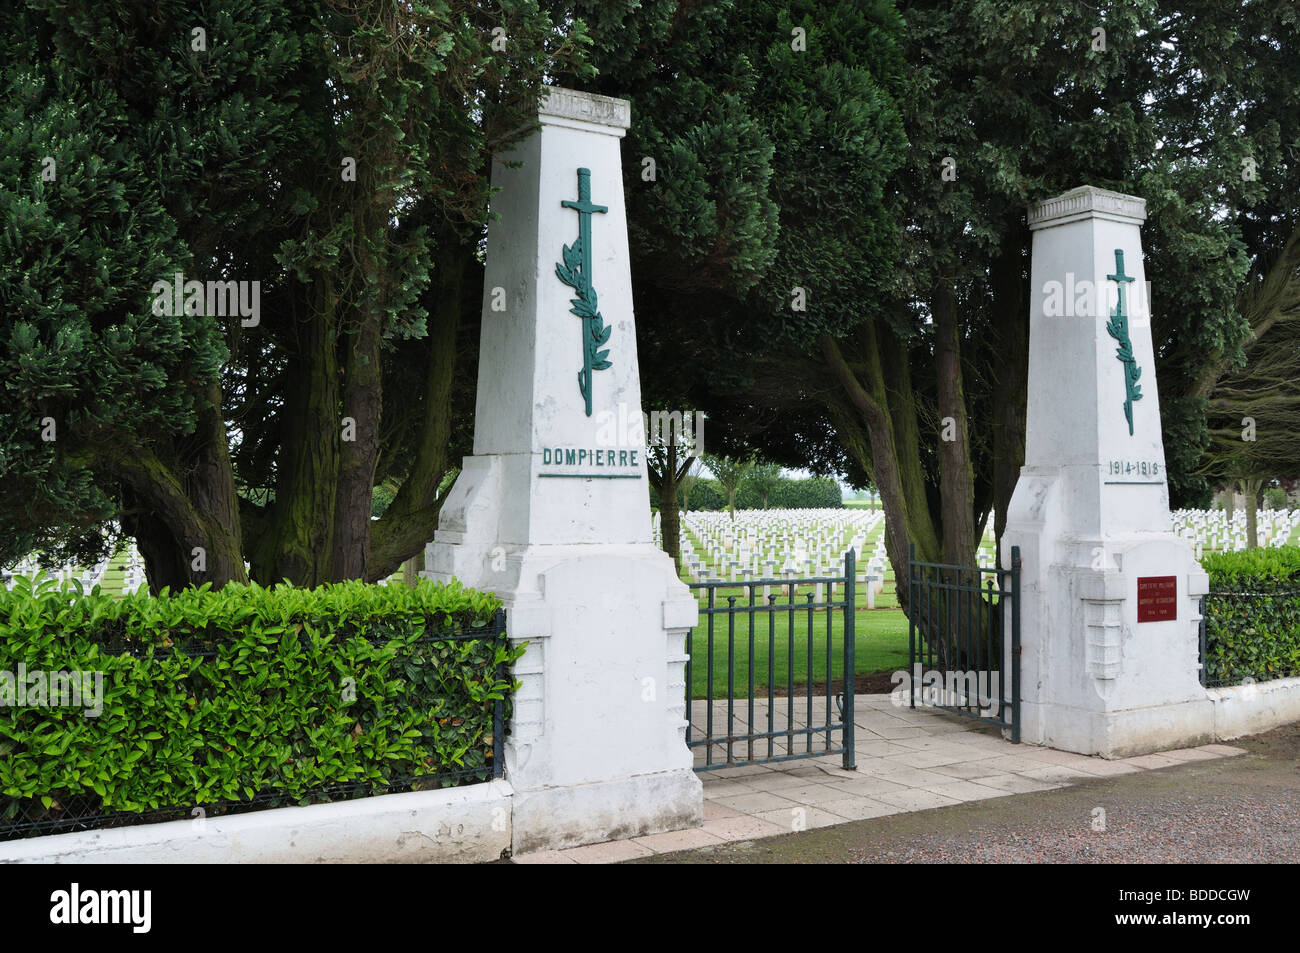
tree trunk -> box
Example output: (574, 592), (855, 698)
(660, 438), (682, 573)
(250, 282), (340, 586)
(186, 384), (248, 588)
(367, 242), (463, 582)
(932, 283), (982, 670)
(820, 326), (943, 615)
(121, 502), (188, 595)
(112, 438), (247, 595)
(932, 281), (977, 569)
(1244, 476), (1263, 549)
(332, 314), (383, 581)
(989, 219), (1029, 568)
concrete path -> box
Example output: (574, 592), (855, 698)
(512, 693), (1244, 864)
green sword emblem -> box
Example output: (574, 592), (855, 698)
(556, 168), (612, 417)
(1105, 248), (1143, 436)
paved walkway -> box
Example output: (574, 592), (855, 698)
(512, 693), (1244, 864)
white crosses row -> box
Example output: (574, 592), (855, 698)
(654, 508), (894, 604)
(1, 547), (146, 595)
(1171, 507), (1300, 559)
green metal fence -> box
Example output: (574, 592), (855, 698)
(907, 542), (1020, 741)
(684, 551), (856, 772)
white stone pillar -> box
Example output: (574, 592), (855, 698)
(1003, 186), (1211, 758)
(426, 87), (700, 851)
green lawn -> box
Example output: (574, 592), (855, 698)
(683, 591), (909, 698)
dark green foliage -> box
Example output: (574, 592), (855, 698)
(745, 463), (782, 508)
(0, 577), (519, 833)
(1264, 488), (1289, 510)
(1202, 546), (1300, 685)
(563, 0), (906, 428)
(660, 475), (842, 512)
(1, 0), (590, 589)
(1203, 546), (1300, 590)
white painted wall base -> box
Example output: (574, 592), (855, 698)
(0, 780), (512, 864)
(511, 768), (701, 854)
(1209, 676), (1300, 741)
(1020, 696), (1215, 759)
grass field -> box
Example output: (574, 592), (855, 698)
(677, 560), (910, 698)
(684, 603), (908, 699)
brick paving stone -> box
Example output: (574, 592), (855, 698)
(755, 806), (845, 831)
(1120, 753), (1186, 770)
(770, 783), (860, 806)
(630, 827), (725, 854)
(1062, 759), (1141, 777)
(872, 788), (965, 812)
(864, 725), (931, 740)
(926, 779), (1016, 802)
(701, 764), (775, 780)
(511, 849), (579, 864)
(924, 745), (1009, 764)
(700, 779), (758, 798)
(887, 736), (969, 751)
(1197, 744), (1247, 757)
(746, 771), (835, 792)
(710, 791), (802, 813)
(930, 760), (1006, 780)
(703, 799), (741, 820)
(820, 775), (912, 798)
(922, 723), (986, 735)
(883, 749), (966, 769)
(1017, 764), (1101, 783)
(853, 740), (914, 758)
(819, 797), (900, 821)
(1015, 746), (1105, 767)
(868, 765), (961, 788)
(700, 814), (788, 841)
(976, 754), (1058, 773)
(1159, 747), (1224, 762)
(976, 773), (1063, 794)
(561, 839), (655, 864)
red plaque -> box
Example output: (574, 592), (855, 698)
(1137, 575), (1177, 622)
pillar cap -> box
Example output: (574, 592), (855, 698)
(1028, 186), (1147, 231)
(540, 86), (631, 133)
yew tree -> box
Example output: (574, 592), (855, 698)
(1, 0), (587, 590)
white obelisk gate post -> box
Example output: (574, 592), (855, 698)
(1003, 186), (1213, 757)
(426, 87), (702, 851)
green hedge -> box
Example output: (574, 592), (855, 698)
(667, 476), (843, 511)
(0, 577), (520, 836)
(1201, 546), (1300, 686)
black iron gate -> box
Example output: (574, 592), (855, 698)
(907, 542), (1020, 741)
(685, 551), (857, 771)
